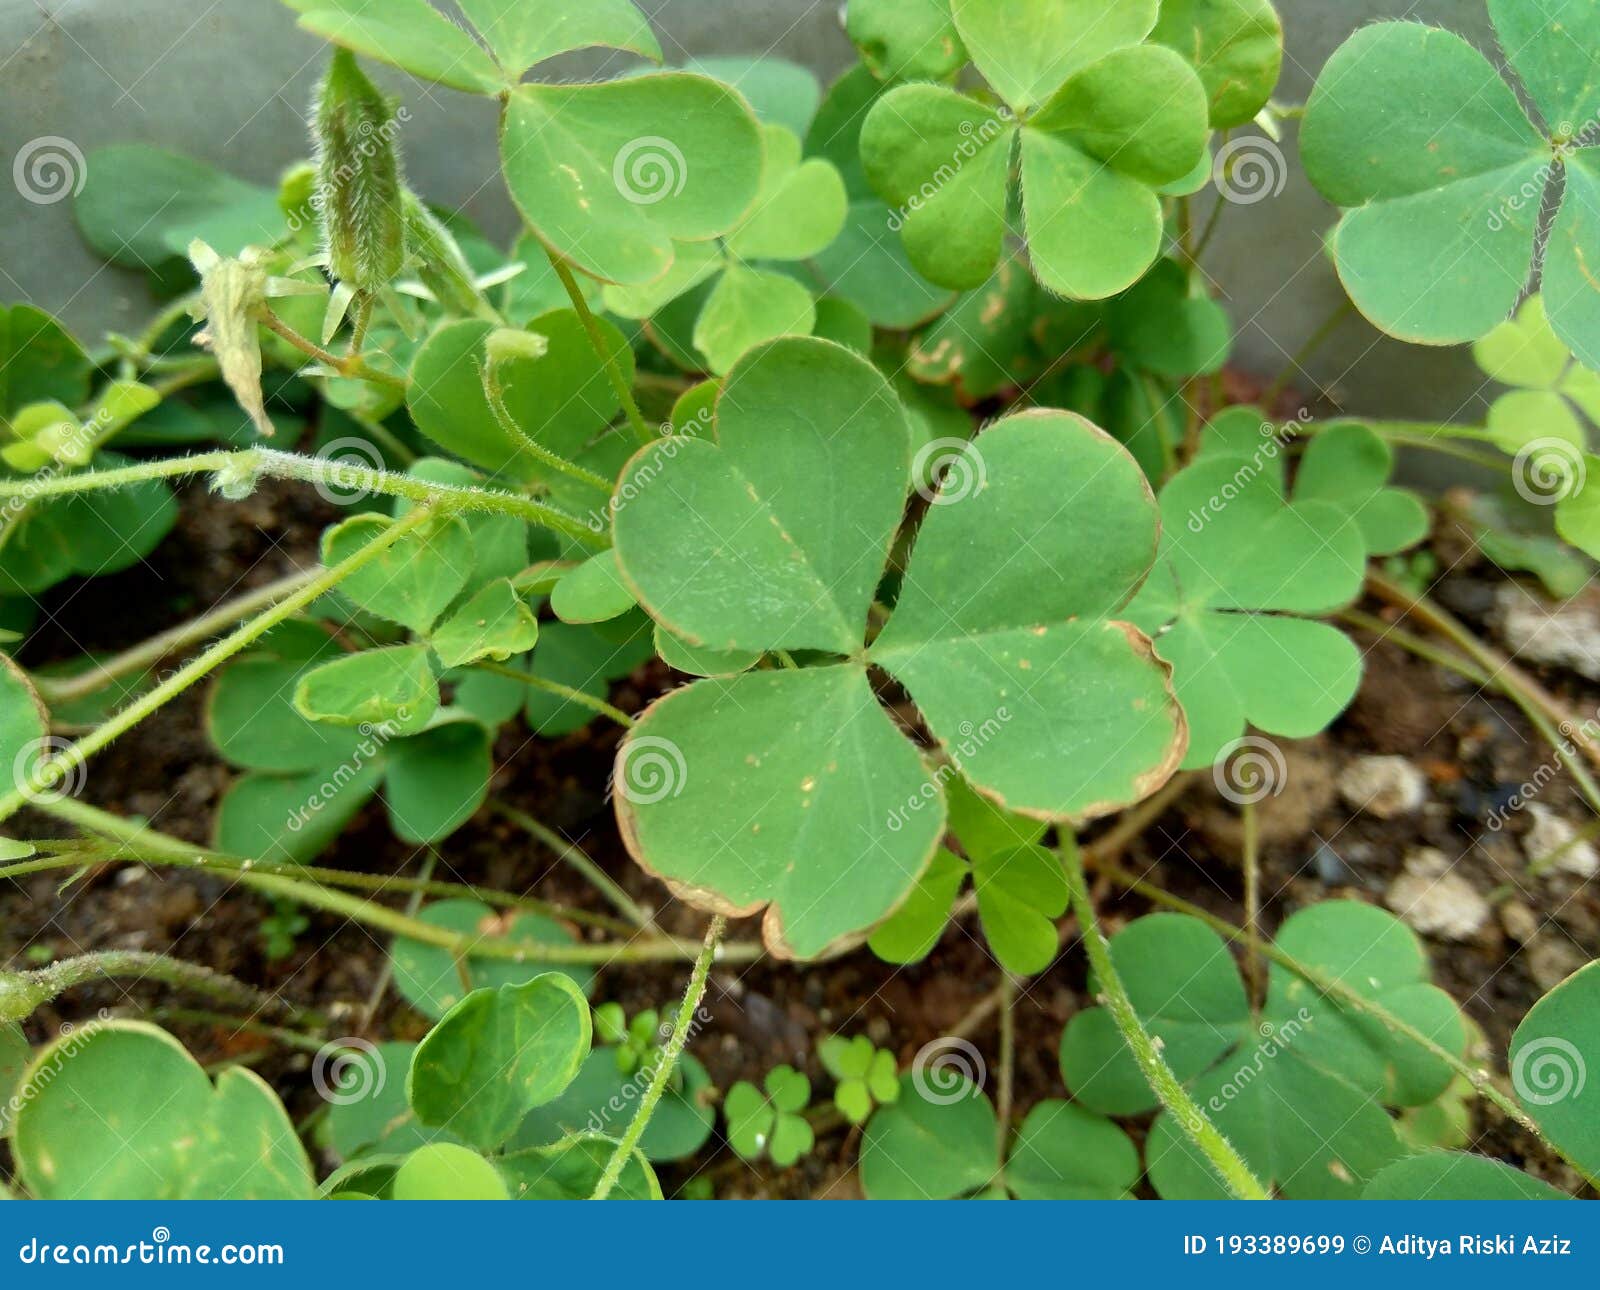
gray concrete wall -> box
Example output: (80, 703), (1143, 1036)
(0, 0), (1505, 424)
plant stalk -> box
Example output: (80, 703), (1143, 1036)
(546, 252), (654, 446)
(591, 915), (724, 1199)
(1060, 833), (1270, 1200)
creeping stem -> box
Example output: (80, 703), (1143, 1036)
(546, 252), (655, 446)
(591, 915), (725, 1200)
(1060, 833), (1270, 1200)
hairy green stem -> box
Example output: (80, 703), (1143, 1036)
(546, 253), (653, 446)
(591, 915), (724, 1200)
(1093, 855), (1579, 1169)
(1060, 834), (1270, 1200)
(482, 365), (614, 493)
(0, 448), (604, 549)
(0, 950), (304, 1025)
(0, 506), (438, 823)
(1242, 799), (1263, 1007)
(492, 802), (652, 928)
(19, 803), (633, 934)
(996, 972), (1016, 1166)
(259, 307), (404, 390)
(35, 568), (323, 706)
(1262, 300), (1353, 406)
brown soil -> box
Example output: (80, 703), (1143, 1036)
(4, 477), (1597, 1199)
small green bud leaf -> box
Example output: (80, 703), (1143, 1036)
(484, 327), (550, 366)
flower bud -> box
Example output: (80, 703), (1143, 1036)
(313, 48), (406, 292)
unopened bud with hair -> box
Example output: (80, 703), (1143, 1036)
(313, 48), (406, 293)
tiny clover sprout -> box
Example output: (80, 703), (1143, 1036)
(601, 123), (848, 374)
(1301, 1), (1600, 370)
(1060, 902), (1468, 1199)
(10, 1020), (314, 1199)
(818, 1034), (900, 1124)
(1125, 407), (1377, 768)
(860, 1073), (1137, 1199)
(593, 1003), (664, 1077)
(859, 1), (1213, 299)
(725, 1066), (814, 1166)
(869, 776), (1066, 975)
(609, 337), (1185, 959)
(1509, 958), (1600, 1178)
(388, 899), (596, 1021)
(407, 974), (593, 1151)
(1471, 295), (1600, 559)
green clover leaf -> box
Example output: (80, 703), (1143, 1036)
(610, 338), (1184, 958)
(1364, 1152), (1568, 1200)
(1150, 0), (1283, 128)
(11, 1021), (314, 1199)
(501, 73), (764, 288)
(513, 1048), (715, 1163)
(1126, 407), (1367, 768)
(847, 0), (968, 84)
(282, 0), (661, 93)
(1510, 959), (1600, 1178)
(726, 1066), (814, 1165)
(1302, 6), (1600, 371)
(860, 1073), (1137, 1199)
(819, 1034), (901, 1124)
(1061, 903), (1467, 1198)
(407, 974), (592, 1151)
(860, 9), (1209, 299)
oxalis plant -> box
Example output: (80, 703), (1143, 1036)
(0, 0), (1598, 1203)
